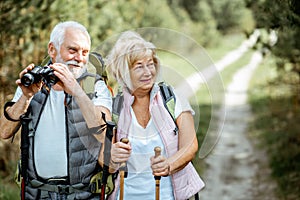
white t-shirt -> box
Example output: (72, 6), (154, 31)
(117, 109), (174, 200)
(12, 80), (112, 179)
(116, 90), (193, 200)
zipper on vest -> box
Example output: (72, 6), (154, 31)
(65, 100), (70, 184)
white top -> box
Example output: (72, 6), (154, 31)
(117, 109), (174, 200)
(116, 90), (194, 199)
(12, 80), (112, 179)
(34, 90), (67, 178)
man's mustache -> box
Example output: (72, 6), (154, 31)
(66, 60), (84, 68)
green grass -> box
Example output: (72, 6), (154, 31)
(0, 176), (20, 200)
(248, 54), (300, 199)
(156, 33), (246, 80)
(206, 33), (246, 61)
(0, 146), (20, 200)
(158, 51), (197, 77)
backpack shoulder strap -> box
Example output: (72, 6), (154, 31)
(111, 83), (177, 122)
(158, 82), (176, 121)
(112, 91), (124, 124)
(159, 82), (178, 134)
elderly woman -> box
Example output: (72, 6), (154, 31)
(106, 31), (204, 200)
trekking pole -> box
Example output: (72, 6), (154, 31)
(101, 121), (116, 200)
(119, 138), (129, 200)
(154, 146), (161, 200)
(20, 115), (31, 200)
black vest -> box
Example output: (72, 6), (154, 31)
(25, 80), (102, 199)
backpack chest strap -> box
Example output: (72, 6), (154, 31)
(29, 179), (89, 194)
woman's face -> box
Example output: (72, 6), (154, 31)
(129, 55), (156, 93)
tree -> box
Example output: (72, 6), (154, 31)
(0, 0), (56, 96)
(249, 0), (300, 103)
(207, 0), (248, 34)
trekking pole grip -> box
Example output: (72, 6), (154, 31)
(154, 146), (161, 159)
(154, 146), (161, 200)
(154, 146), (161, 180)
(120, 138), (129, 144)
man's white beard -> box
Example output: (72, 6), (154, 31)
(55, 53), (87, 79)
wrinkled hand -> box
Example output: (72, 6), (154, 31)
(111, 141), (132, 164)
(16, 63), (43, 99)
(150, 155), (170, 177)
(50, 63), (82, 96)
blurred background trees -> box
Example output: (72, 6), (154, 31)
(0, 0), (256, 100)
(247, 0), (300, 105)
(1, 0), (298, 101)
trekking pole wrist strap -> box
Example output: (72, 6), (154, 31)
(4, 101), (21, 122)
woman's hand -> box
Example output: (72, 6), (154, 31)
(150, 155), (170, 177)
(111, 141), (132, 163)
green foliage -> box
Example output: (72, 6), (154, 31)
(208, 0), (252, 34)
(239, 8), (256, 35)
(0, 180), (20, 200)
(179, 0), (204, 22)
(0, 0), (56, 96)
(249, 0), (300, 114)
(249, 55), (300, 199)
(186, 0), (220, 47)
(251, 0), (300, 58)
(206, 33), (246, 61)
(0, 0), (212, 98)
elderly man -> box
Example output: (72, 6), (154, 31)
(0, 21), (112, 199)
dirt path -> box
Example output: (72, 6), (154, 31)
(200, 51), (278, 199)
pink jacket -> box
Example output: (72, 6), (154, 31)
(109, 84), (205, 200)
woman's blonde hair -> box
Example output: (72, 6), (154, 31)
(106, 31), (160, 91)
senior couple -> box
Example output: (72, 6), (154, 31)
(0, 21), (204, 200)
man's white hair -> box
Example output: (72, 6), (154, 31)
(49, 21), (91, 50)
